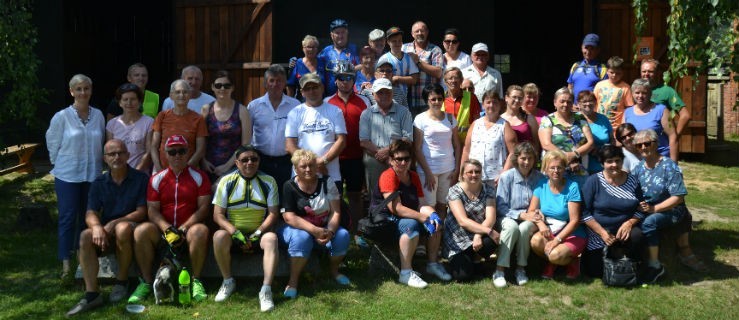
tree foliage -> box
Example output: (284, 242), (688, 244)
(0, 0), (46, 129)
(633, 0), (739, 84)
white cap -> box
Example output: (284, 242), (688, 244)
(372, 78), (393, 93)
(471, 42), (488, 53)
(369, 29), (384, 41)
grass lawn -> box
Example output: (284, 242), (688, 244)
(1, 156), (738, 320)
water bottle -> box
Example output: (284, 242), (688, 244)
(424, 212), (439, 234)
(178, 268), (191, 305)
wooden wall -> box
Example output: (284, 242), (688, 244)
(174, 0), (272, 105)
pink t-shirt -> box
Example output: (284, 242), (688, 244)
(106, 115), (154, 169)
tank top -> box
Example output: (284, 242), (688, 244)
(205, 102), (242, 167)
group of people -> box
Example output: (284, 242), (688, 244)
(47, 18), (707, 317)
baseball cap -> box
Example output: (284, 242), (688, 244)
(165, 135), (188, 148)
(582, 33), (600, 47)
(299, 72), (322, 88)
(385, 27), (403, 39)
(376, 55), (393, 69)
(369, 29), (385, 41)
(330, 19), (348, 31)
(372, 78), (393, 93)
(471, 43), (488, 53)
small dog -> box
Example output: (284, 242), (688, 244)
(153, 263), (175, 304)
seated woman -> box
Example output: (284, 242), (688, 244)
(277, 149), (351, 298)
(632, 129), (707, 283)
(581, 145), (645, 278)
(443, 159), (499, 282)
(529, 150), (587, 280)
(494, 142), (545, 287)
(370, 140), (451, 288)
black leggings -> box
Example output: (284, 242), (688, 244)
(448, 236), (497, 282)
(582, 226), (644, 278)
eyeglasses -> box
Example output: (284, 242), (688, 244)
(618, 132), (635, 141)
(443, 39), (460, 44)
(635, 141), (655, 148)
(393, 156), (411, 163)
(337, 75), (355, 82)
(213, 83), (233, 89)
(237, 156), (260, 164)
(105, 151), (128, 157)
(548, 166), (565, 172)
(377, 68), (393, 74)
(428, 97), (444, 102)
(166, 148), (187, 156)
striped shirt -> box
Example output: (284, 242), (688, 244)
(581, 172), (645, 250)
(495, 168), (545, 220)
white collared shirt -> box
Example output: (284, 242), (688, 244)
(247, 93), (300, 156)
(45, 106), (105, 182)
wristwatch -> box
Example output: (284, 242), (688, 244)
(253, 229), (262, 237)
(322, 157), (329, 165)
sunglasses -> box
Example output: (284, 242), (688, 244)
(393, 156), (411, 163)
(213, 83), (233, 89)
(166, 148), (187, 156)
(618, 132), (635, 141)
(635, 141), (655, 148)
(337, 75), (355, 82)
(443, 39), (460, 44)
(428, 97), (444, 102)
(237, 156), (259, 164)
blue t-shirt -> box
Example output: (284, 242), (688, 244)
(585, 112), (613, 173)
(624, 103), (670, 157)
(287, 58), (326, 102)
(632, 157), (687, 205)
(354, 70), (375, 93)
(534, 178), (586, 238)
(318, 43), (360, 96)
(87, 167), (148, 224)
(567, 59), (607, 103)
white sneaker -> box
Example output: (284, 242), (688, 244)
(515, 268), (529, 286)
(426, 263), (452, 281)
(492, 270), (507, 288)
(259, 290), (274, 312)
(214, 279), (235, 302)
(398, 271), (428, 288)
(109, 284), (128, 303)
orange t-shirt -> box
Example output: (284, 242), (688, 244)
(153, 109), (208, 168)
(593, 80), (634, 128)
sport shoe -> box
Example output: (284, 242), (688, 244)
(283, 286), (298, 299)
(127, 280), (152, 304)
(515, 268), (529, 286)
(259, 290), (274, 312)
(398, 271), (428, 288)
(66, 294), (103, 317)
(192, 279), (207, 302)
(566, 257), (581, 280)
(109, 284), (128, 303)
(214, 279), (235, 302)
(335, 274), (351, 286)
(541, 262), (556, 280)
(643, 265), (665, 284)
(492, 270), (507, 288)
(426, 263), (452, 281)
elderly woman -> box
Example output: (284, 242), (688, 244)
(443, 66), (481, 141)
(501, 85), (541, 154)
(201, 70), (252, 182)
(578, 90), (614, 174)
(494, 142), (545, 287)
(355, 45), (377, 94)
(614, 123), (641, 172)
(46, 74), (105, 276)
(539, 87), (594, 182)
(277, 149), (350, 298)
(414, 83), (461, 216)
(106, 83), (154, 172)
(151, 80), (208, 174)
(287, 35), (325, 102)
(461, 90), (517, 187)
(632, 129), (706, 283)
(581, 145), (645, 278)
(371, 140), (451, 288)
(624, 78), (678, 162)
(443, 159), (499, 282)
(522, 83), (548, 124)
(441, 28), (472, 70)
(529, 150), (587, 279)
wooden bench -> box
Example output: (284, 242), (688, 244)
(0, 143), (40, 175)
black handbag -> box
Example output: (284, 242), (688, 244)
(602, 246), (639, 287)
(357, 190), (399, 243)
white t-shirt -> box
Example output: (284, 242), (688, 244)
(161, 92), (216, 113)
(413, 112), (457, 175)
(622, 147), (641, 173)
(444, 51), (472, 70)
(106, 115), (154, 169)
(285, 102), (347, 182)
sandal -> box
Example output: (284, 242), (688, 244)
(679, 254), (708, 272)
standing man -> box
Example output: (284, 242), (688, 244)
(319, 18), (360, 96)
(403, 21), (443, 116)
(211, 145), (280, 312)
(368, 29), (386, 58)
(567, 33), (608, 103)
(462, 43), (504, 104)
(359, 78), (414, 195)
(285, 73), (347, 190)
(107, 63), (161, 120)
(162, 65), (215, 113)
(128, 135), (212, 304)
(379, 27), (419, 109)
(640, 58), (691, 139)
(325, 61), (370, 233)
(66, 140), (148, 317)
(247, 64), (301, 189)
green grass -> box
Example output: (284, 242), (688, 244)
(1, 164), (738, 320)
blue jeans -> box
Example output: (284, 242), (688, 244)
(642, 206), (687, 246)
(393, 217), (424, 239)
(54, 178), (90, 260)
(277, 224), (350, 258)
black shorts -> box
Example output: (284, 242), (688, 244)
(339, 158), (365, 192)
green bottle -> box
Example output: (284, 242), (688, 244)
(178, 267), (191, 305)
